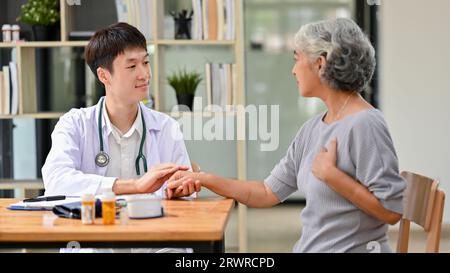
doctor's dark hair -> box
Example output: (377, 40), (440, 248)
(294, 18), (375, 92)
(85, 22), (147, 80)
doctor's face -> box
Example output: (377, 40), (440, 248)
(106, 47), (151, 104)
(292, 50), (323, 98)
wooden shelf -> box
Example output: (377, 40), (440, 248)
(0, 43), (16, 48)
(18, 41), (89, 47)
(0, 179), (44, 190)
(0, 40), (235, 48)
(157, 40), (236, 46)
(0, 41), (89, 48)
(0, 113), (64, 119)
(23, 112), (65, 119)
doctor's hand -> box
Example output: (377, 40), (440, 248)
(135, 164), (190, 193)
(112, 163), (189, 195)
(312, 138), (338, 182)
(165, 171), (202, 199)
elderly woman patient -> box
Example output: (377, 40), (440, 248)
(166, 18), (406, 253)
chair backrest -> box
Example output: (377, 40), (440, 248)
(191, 162), (201, 173)
(397, 171), (446, 253)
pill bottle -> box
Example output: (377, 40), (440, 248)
(119, 205), (129, 226)
(11, 25), (20, 41)
(81, 193), (95, 225)
(101, 192), (116, 225)
(2, 24), (11, 42)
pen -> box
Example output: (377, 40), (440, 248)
(23, 195), (67, 203)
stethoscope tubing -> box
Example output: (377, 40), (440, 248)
(95, 97), (147, 175)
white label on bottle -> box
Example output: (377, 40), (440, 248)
(81, 205), (94, 224)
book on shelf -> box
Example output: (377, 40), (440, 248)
(207, 0), (218, 40)
(115, 0), (129, 23)
(211, 63), (220, 107)
(192, 0), (235, 41)
(202, 0), (209, 40)
(0, 71), (3, 115)
(115, 0), (153, 41)
(0, 63), (19, 115)
(8, 62), (19, 115)
(139, 0), (153, 41)
(205, 63), (212, 106)
(216, 0), (225, 40)
(225, 0), (235, 41)
(1, 66), (10, 115)
(205, 62), (235, 110)
(0, 120), (14, 193)
(231, 63), (237, 106)
(192, 0), (203, 40)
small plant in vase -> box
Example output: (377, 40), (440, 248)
(167, 69), (202, 111)
(17, 0), (60, 41)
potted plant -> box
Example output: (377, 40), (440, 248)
(167, 69), (202, 111)
(17, 0), (60, 41)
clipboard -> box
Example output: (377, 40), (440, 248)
(7, 197), (81, 211)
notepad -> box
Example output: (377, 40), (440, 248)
(7, 197), (81, 211)
(7, 193), (161, 211)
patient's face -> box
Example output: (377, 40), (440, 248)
(291, 50), (322, 98)
(106, 47), (151, 104)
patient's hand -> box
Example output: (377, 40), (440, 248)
(312, 138), (338, 182)
(165, 171), (201, 199)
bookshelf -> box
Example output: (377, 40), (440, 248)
(0, 0), (248, 252)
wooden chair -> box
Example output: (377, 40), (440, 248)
(396, 171), (446, 253)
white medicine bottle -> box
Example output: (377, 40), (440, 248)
(2, 24), (12, 42)
(81, 193), (95, 225)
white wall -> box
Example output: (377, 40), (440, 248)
(380, 0), (450, 223)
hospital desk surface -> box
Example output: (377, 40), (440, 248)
(0, 197), (234, 253)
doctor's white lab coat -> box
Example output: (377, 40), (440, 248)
(41, 98), (191, 197)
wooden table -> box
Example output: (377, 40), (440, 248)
(0, 198), (234, 253)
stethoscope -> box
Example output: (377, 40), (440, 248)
(95, 97), (148, 175)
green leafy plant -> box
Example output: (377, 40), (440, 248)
(167, 69), (202, 95)
(17, 0), (60, 26)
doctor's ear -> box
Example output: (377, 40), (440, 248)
(97, 67), (109, 85)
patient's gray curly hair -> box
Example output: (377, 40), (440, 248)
(294, 18), (376, 92)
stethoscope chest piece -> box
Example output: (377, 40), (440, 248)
(95, 151), (110, 167)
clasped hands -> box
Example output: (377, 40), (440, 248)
(131, 163), (200, 199)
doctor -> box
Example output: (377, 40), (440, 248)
(42, 22), (200, 198)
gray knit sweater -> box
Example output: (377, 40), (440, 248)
(265, 108), (406, 253)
